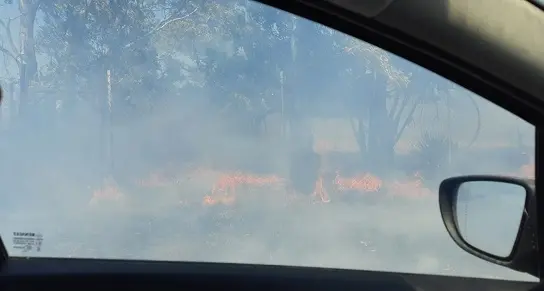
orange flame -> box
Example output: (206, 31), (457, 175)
(203, 194), (236, 206)
(95, 163), (438, 209)
(333, 171), (382, 193)
(385, 172), (432, 198)
(204, 172), (286, 206)
(89, 182), (124, 206)
(311, 176), (330, 203)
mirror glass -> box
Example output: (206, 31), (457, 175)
(455, 181), (526, 258)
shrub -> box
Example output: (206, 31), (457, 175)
(410, 131), (458, 182)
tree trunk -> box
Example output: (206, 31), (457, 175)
(18, 0), (38, 119)
(351, 117), (367, 156)
(367, 73), (395, 175)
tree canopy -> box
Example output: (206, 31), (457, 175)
(0, 0), (478, 174)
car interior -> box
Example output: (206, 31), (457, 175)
(1, 0), (544, 290)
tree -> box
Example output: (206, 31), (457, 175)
(155, 0), (295, 137)
(37, 0), (171, 121)
(344, 40), (481, 175)
(36, 0), (170, 182)
(0, 0), (40, 120)
(342, 39), (410, 173)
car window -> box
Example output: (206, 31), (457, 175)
(0, 0), (536, 282)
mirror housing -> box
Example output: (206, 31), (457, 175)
(439, 175), (538, 277)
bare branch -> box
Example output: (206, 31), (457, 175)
(0, 44), (19, 66)
(124, 6), (199, 48)
(0, 15), (21, 54)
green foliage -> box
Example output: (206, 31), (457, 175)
(0, 0), (473, 161)
(22, 0), (410, 118)
(36, 0), (167, 120)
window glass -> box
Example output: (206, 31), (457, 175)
(0, 0), (536, 281)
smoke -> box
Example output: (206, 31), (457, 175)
(0, 0), (537, 284)
(0, 81), (535, 282)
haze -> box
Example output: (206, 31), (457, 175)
(0, 0), (536, 282)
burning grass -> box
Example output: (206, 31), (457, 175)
(43, 160), (535, 282)
(90, 165), (436, 211)
(89, 158), (534, 216)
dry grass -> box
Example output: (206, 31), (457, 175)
(0, 110), (535, 282)
(58, 168), (533, 281)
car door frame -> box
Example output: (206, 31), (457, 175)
(0, 0), (542, 289)
(256, 0), (544, 279)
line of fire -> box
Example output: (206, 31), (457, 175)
(89, 119), (535, 209)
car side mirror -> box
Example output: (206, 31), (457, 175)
(438, 175), (538, 277)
